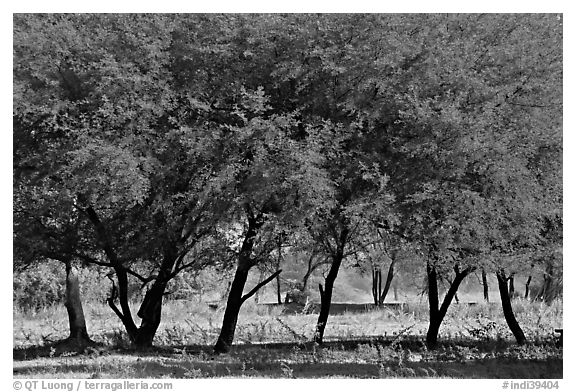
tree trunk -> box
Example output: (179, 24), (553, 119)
(133, 280), (167, 348)
(214, 212), (264, 354)
(497, 270), (527, 345)
(482, 268), (490, 302)
(426, 263), (472, 349)
(379, 260), (395, 305)
(371, 267), (380, 306)
(314, 266), (339, 345)
(276, 275), (282, 304)
(537, 262), (560, 304)
(63, 262), (92, 347)
(314, 227), (348, 345)
(426, 263), (441, 349)
(132, 245), (181, 348)
(393, 282), (398, 301)
(214, 265), (250, 354)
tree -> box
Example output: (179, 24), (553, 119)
(13, 186), (94, 350)
(211, 107), (322, 353)
(362, 14), (562, 348)
(14, 14), (231, 347)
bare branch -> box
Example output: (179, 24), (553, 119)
(241, 270), (282, 304)
(106, 274), (125, 322)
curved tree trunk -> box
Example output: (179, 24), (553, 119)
(497, 270), (527, 345)
(64, 262), (93, 347)
(314, 257), (341, 344)
(133, 280), (167, 347)
(106, 248), (177, 348)
(314, 227), (348, 345)
(214, 265), (250, 353)
(214, 211), (273, 354)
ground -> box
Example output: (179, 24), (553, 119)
(13, 298), (562, 378)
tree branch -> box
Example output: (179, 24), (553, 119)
(106, 274), (125, 322)
(240, 270), (282, 304)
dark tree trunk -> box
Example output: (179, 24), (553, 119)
(133, 280), (167, 347)
(83, 203), (180, 349)
(214, 265), (250, 354)
(314, 227), (348, 345)
(379, 260), (395, 305)
(108, 266), (138, 341)
(214, 212), (266, 354)
(393, 282), (398, 301)
(62, 262), (92, 348)
(497, 270), (527, 345)
(524, 275), (532, 299)
(426, 263), (472, 349)
(106, 247), (178, 348)
(371, 268), (380, 306)
(314, 263), (339, 345)
(426, 263), (441, 349)
(276, 275), (282, 304)
(482, 268), (490, 302)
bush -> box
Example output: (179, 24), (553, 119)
(14, 261), (114, 312)
(13, 261), (64, 311)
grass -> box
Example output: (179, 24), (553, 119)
(13, 298), (563, 378)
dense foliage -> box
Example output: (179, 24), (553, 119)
(13, 14), (562, 350)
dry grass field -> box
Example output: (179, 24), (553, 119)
(13, 298), (562, 378)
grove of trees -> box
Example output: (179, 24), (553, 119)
(13, 14), (562, 353)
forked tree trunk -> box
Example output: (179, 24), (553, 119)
(133, 279), (168, 347)
(482, 268), (490, 302)
(214, 213), (273, 354)
(497, 270), (527, 345)
(379, 260), (395, 305)
(107, 249), (177, 348)
(426, 263), (472, 349)
(314, 227), (348, 345)
(84, 204), (178, 349)
(63, 262), (92, 346)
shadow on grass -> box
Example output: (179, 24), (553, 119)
(13, 355), (562, 379)
(14, 334), (558, 360)
(14, 335), (562, 378)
